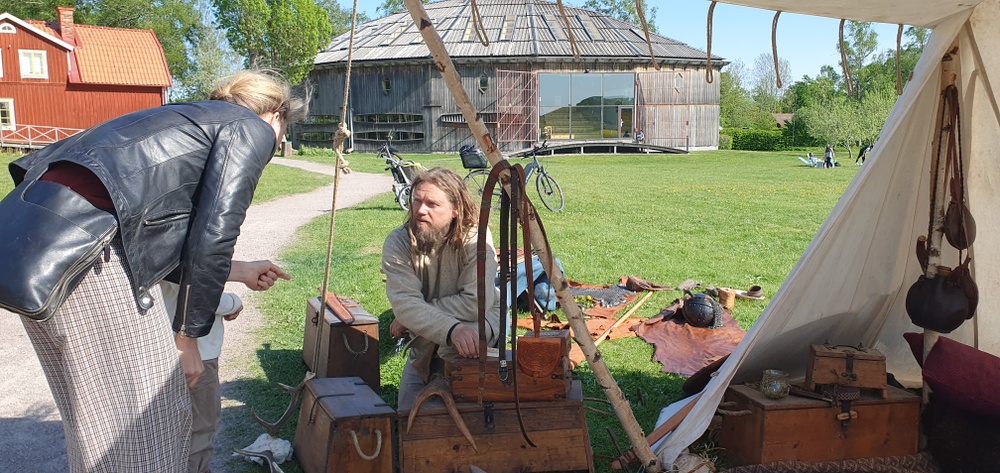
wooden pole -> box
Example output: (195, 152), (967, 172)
(595, 291), (654, 348)
(923, 40), (960, 405)
(400, 0), (661, 470)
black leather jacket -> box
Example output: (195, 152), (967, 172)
(9, 101), (277, 337)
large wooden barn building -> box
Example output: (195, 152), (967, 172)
(0, 7), (172, 147)
(307, 0), (725, 153)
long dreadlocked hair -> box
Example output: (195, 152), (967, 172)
(406, 167), (479, 252)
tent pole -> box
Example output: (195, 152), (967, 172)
(923, 40), (960, 405)
(400, 0), (661, 470)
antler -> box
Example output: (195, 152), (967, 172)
(251, 372), (316, 438)
(406, 375), (478, 452)
(233, 448), (285, 473)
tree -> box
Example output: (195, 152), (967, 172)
(583, 0), (657, 32)
(836, 20), (878, 99)
(799, 96), (859, 155)
(170, 0), (241, 102)
(749, 52), (792, 116)
(2, 0), (64, 21)
(316, 0), (371, 37)
(214, 0), (333, 84)
(375, 0), (427, 18)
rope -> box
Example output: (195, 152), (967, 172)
(315, 0), (360, 371)
(896, 24), (904, 95)
(706, 1), (716, 84)
(349, 429), (383, 460)
(470, 0), (490, 47)
(772, 11), (782, 89)
(556, 0), (581, 59)
(839, 19), (854, 97)
(636, 0), (660, 70)
(342, 332), (369, 355)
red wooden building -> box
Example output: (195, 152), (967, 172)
(0, 7), (171, 147)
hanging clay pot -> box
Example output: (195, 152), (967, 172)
(905, 267), (970, 333)
(944, 200), (976, 250)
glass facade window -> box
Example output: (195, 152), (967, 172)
(537, 72), (635, 140)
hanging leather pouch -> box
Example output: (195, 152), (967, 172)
(905, 268), (970, 334)
(0, 179), (118, 321)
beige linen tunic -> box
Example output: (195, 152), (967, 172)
(382, 225), (501, 384)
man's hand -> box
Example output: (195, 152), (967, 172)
(175, 332), (204, 389)
(389, 319), (408, 338)
(230, 260), (291, 291)
(449, 324), (479, 358)
(223, 306), (244, 322)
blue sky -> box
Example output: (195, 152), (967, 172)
(335, 0), (909, 82)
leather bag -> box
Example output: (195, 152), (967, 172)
(0, 179), (118, 321)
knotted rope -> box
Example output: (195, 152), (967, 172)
(556, 0), (581, 59)
(772, 11), (782, 89)
(637, 0), (660, 70)
(839, 19), (854, 97)
(470, 0), (490, 47)
(706, 1), (716, 83)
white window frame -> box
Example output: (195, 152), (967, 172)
(0, 24), (15, 34)
(0, 99), (15, 131)
(19, 50), (48, 79)
(0, 50), (3, 78)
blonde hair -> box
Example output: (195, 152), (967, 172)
(209, 70), (309, 124)
(407, 168), (479, 251)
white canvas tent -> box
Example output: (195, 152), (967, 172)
(655, 0), (1000, 466)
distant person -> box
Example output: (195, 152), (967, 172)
(635, 129), (645, 144)
(824, 144), (835, 168)
(855, 143), (872, 165)
(807, 152), (817, 166)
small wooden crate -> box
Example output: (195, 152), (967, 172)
(302, 297), (381, 393)
(805, 344), (887, 397)
(718, 384), (920, 466)
(293, 377), (395, 473)
(398, 380), (594, 473)
(446, 330), (571, 402)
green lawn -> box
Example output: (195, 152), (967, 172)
(239, 149), (859, 472)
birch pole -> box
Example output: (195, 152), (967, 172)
(923, 41), (959, 404)
(400, 0), (661, 470)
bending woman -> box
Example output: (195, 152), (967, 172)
(7, 70), (306, 473)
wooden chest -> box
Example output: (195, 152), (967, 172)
(446, 330), (572, 402)
(302, 296), (381, 392)
(718, 384), (920, 466)
(805, 344), (887, 396)
(398, 380), (593, 473)
(293, 377), (395, 473)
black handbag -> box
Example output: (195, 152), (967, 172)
(0, 179), (118, 321)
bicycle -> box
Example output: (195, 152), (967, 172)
(380, 135), (426, 211)
(462, 142), (564, 212)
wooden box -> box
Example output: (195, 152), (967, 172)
(805, 344), (887, 396)
(398, 380), (594, 473)
(446, 330), (571, 402)
(718, 384), (920, 466)
(293, 377), (395, 473)
(303, 296), (381, 393)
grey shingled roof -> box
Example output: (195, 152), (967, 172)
(315, 0), (721, 66)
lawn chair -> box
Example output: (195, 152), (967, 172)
(798, 156), (823, 167)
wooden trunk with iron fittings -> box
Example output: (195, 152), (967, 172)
(293, 377), (395, 473)
(446, 329), (572, 402)
(718, 384), (920, 465)
(303, 296), (381, 393)
(805, 344), (887, 398)
(397, 379), (593, 473)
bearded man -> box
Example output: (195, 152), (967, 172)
(382, 167), (501, 407)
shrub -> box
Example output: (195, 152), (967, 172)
(722, 128), (786, 151)
(718, 134), (732, 150)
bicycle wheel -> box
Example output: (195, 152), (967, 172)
(396, 185), (411, 211)
(535, 170), (564, 212)
(464, 169), (501, 209)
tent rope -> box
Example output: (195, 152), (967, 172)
(896, 24), (904, 95)
(839, 19), (854, 97)
(556, 0), (581, 59)
(706, 1), (716, 84)
(470, 0), (490, 47)
(772, 11), (782, 89)
(637, 0), (660, 70)
(315, 0), (360, 371)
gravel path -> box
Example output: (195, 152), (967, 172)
(0, 159), (393, 472)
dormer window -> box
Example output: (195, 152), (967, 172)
(0, 24), (15, 34)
